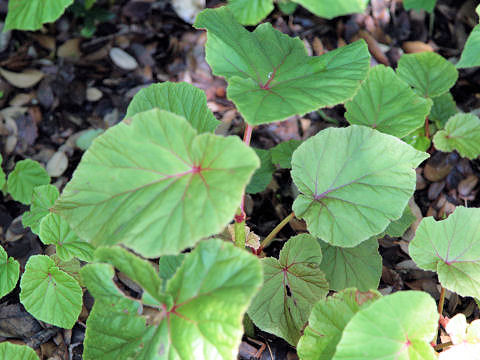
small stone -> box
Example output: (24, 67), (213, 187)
(423, 152), (459, 182)
(86, 87), (103, 102)
(109, 47), (138, 71)
(46, 151), (68, 177)
(458, 174), (478, 197)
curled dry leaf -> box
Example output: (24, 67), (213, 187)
(227, 224), (261, 251)
(0, 68), (44, 89)
(46, 151), (68, 177)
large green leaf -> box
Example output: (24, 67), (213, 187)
(319, 237), (382, 292)
(457, 25), (480, 68)
(297, 288), (380, 360)
(248, 234), (329, 345)
(227, 0), (274, 25)
(0, 245), (19, 298)
(433, 113), (480, 159)
(125, 82), (219, 134)
(410, 207), (480, 298)
(194, 7), (370, 125)
(5, 0), (74, 31)
(54, 109), (259, 258)
(403, 0), (437, 12)
(294, 0), (370, 19)
(333, 291), (438, 360)
(397, 52), (458, 98)
(270, 139), (302, 169)
(22, 184), (59, 235)
(291, 125), (428, 247)
(82, 239), (262, 360)
(7, 159), (50, 205)
(345, 65), (432, 138)
(20, 255), (82, 329)
(429, 92), (457, 129)
(246, 148), (275, 194)
(0, 342), (39, 360)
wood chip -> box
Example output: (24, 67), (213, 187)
(0, 68), (44, 89)
(109, 47), (139, 71)
(46, 151), (68, 177)
(402, 41), (434, 53)
(57, 38), (82, 59)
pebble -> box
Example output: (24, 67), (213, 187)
(109, 47), (138, 71)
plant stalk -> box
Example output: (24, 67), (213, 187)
(261, 212), (295, 249)
(234, 208), (246, 248)
(438, 286), (446, 316)
(239, 123), (254, 218)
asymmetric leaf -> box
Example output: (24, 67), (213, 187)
(433, 113), (480, 159)
(0, 342), (39, 360)
(397, 52), (458, 98)
(22, 184), (59, 235)
(403, 0), (437, 12)
(297, 288), (380, 360)
(457, 25), (480, 68)
(429, 92), (457, 129)
(194, 7), (370, 125)
(246, 148), (275, 194)
(248, 234), (329, 345)
(345, 65), (431, 138)
(295, 0), (370, 19)
(54, 109), (259, 257)
(20, 255), (82, 329)
(125, 82), (219, 134)
(333, 291), (438, 360)
(409, 207), (480, 298)
(319, 237), (382, 292)
(7, 159), (50, 205)
(0, 246), (20, 298)
(291, 126), (428, 247)
(227, 0), (274, 25)
(271, 139), (302, 169)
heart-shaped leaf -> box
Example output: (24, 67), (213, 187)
(457, 25), (480, 68)
(271, 139), (302, 169)
(248, 234), (329, 345)
(295, 0), (370, 19)
(0, 245), (19, 298)
(246, 148), (275, 194)
(22, 184), (59, 235)
(227, 0), (274, 25)
(0, 342), (39, 360)
(403, 0), (437, 12)
(409, 207), (480, 298)
(7, 159), (50, 205)
(54, 109), (259, 257)
(194, 7), (370, 125)
(291, 125), (428, 247)
(429, 92), (457, 129)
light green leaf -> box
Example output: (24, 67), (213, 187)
(0, 154), (5, 191)
(54, 109), (259, 258)
(297, 288), (380, 360)
(159, 254), (185, 283)
(246, 148), (275, 194)
(385, 205), (416, 237)
(403, 0), (437, 13)
(227, 0), (274, 25)
(345, 65), (432, 138)
(39, 213), (94, 262)
(291, 125), (428, 247)
(410, 207), (480, 298)
(270, 139), (302, 169)
(294, 0), (370, 19)
(333, 291), (438, 360)
(125, 82), (219, 134)
(319, 237), (382, 292)
(76, 129), (104, 151)
(20, 255), (82, 329)
(457, 25), (480, 68)
(277, 1), (298, 15)
(7, 159), (50, 205)
(0, 342), (39, 360)
(429, 92), (457, 129)
(397, 52), (458, 98)
(51, 254), (82, 286)
(403, 127), (431, 152)
(0, 246), (20, 298)
(248, 234), (328, 345)
(5, 0), (74, 31)
(433, 113), (480, 159)
(22, 184), (59, 235)
(194, 7), (370, 125)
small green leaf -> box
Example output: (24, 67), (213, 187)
(76, 129), (104, 151)
(403, 0), (437, 13)
(0, 154), (5, 191)
(319, 237), (382, 292)
(39, 213), (94, 262)
(270, 139), (302, 169)
(397, 52), (458, 98)
(7, 159), (50, 205)
(402, 127), (431, 152)
(159, 254), (185, 283)
(0, 342), (39, 360)
(457, 25), (480, 68)
(277, 1), (298, 15)
(384, 205), (416, 237)
(410, 207), (480, 298)
(433, 113), (480, 159)
(20, 255), (82, 329)
(22, 184), (59, 235)
(345, 65), (432, 138)
(430, 92), (457, 129)
(248, 234), (329, 345)
(0, 246), (20, 298)
(125, 82), (219, 134)
(51, 254), (82, 286)
(297, 288), (380, 360)
(246, 148), (275, 194)
(294, 0), (370, 19)
(291, 125), (428, 247)
(227, 0), (274, 25)
(194, 7), (370, 125)
(333, 291), (438, 360)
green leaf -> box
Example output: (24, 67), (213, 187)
(345, 65), (432, 138)
(333, 291), (438, 359)
(0, 342), (39, 360)
(433, 113), (480, 159)
(291, 125), (428, 247)
(4, 0), (74, 31)
(277, 1), (298, 15)
(39, 213), (94, 262)
(194, 7), (370, 125)
(429, 92), (457, 129)
(76, 129), (104, 151)
(246, 148), (275, 194)
(403, 0), (437, 13)
(270, 139), (302, 169)
(297, 288), (380, 360)
(159, 254), (185, 283)
(294, 0), (370, 19)
(319, 237), (382, 292)
(0, 245), (20, 298)
(397, 52), (458, 98)
(403, 127), (431, 152)
(410, 207), (480, 298)
(20, 255), (82, 329)
(22, 184), (59, 235)
(7, 159), (50, 205)
(0, 154), (5, 191)
(125, 82), (219, 134)
(248, 234), (329, 345)
(51, 254), (83, 286)
(384, 204), (416, 237)
(54, 109), (259, 258)
(227, 0), (274, 25)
